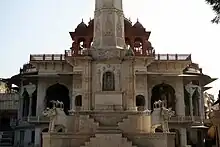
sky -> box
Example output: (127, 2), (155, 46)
(0, 0), (220, 97)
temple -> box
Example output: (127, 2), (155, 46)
(0, 0), (218, 147)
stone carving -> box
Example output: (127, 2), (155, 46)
(104, 12), (113, 36)
(116, 14), (122, 37)
(42, 100), (58, 132)
(95, 18), (101, 37)
(96, 49), (120, 60)
(151, 100), (174, 133)
(185, 82), (201, 117)
(42, 100), (65, 132)
(161, 107), (174, 133)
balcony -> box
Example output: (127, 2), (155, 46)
(0, 93), (19, 111)
(168, 115), (205, 124)
(155, 54), (191, 61)
(169, 116), (193, 123)
(30, 54), (65, 61)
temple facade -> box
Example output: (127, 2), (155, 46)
(6, 0), (217, 147)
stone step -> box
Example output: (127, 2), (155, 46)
(80, 133), (137, 147)
(96, 126), (122, 133)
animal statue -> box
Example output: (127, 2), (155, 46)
(42, 100), (58, 132)
(151, 100), (174, 133)
(42, 100), (68, 133)
(161, 107), (175, 133)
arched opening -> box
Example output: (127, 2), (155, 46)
(22, 88), (30, 117)
(75, 95), (82, 107)
(170, 129), (181, 147)
(134, 37), (143, 55)
(192, 90), (200, 116)
(102, 71), (115, 91)
(136, 95), (145, 111)
(31, 89), (37, 116)
(151, 83), (176, 111)
(45, 83), (70, 115)
(78, 38), (86, 54)
(184, 88), (190, 116)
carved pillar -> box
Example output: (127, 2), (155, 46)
(82, 58), (92, 110)
(116, 69), (121, 91)
(197, 86), (203, 122)
(144, 75), (148, 110)
(25, 83), (36, 116)
(96, 69), (101, 92)
(36, 81), (46, 116)
(124, 57), (136, 111)
(179, 128), (187, 147)
(93, 0), (125, 49)
(175, 78), (185, 115)
(185, 83), (196, 120)
(19, 80), (24, 119)
(71, 90), (76, 110)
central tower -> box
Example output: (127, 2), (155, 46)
(92, 0), (125, 53)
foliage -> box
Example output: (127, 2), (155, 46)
(205, 0), (220, 23)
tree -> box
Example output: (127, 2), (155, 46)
(205, 0), (220, 23)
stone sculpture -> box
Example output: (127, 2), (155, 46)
(42, 100), (62, 132)
(161, 107), (175, 133)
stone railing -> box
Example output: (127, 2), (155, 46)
(30, 54), (65, 61)
(168, 116), (193, 123)
(27, 116), (49, 123)
(65, 49), (89, 57)
(0, 93), (19, 110)
(155, 54), (191, 61)
(94, 104), (123, 111)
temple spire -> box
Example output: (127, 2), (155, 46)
(92, 0), (125, 50)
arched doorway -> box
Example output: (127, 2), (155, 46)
(151, 83), (176, 111)
(136, 95), (145, 111)
(22, 88), (30, 117)
(45, 83), (70, 115)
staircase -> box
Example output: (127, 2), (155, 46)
(0, 131), (14, 147)
(80, 133), (137, 147)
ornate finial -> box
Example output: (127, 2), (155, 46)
(82, 18), (84, 22)
(137, 18), (139, 22)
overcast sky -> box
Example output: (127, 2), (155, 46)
(0, 0), (220, 96)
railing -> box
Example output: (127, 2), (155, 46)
(65, 48), (89, 57)
(30, 54), (65, 61)
(134, 48), (155, 57)
(168, 115), (208, 123)
(155, 54), (191, 61)
(0, 93), (19, 110)
(169, 116), (193, 123)
(27, 116), (49, 123)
